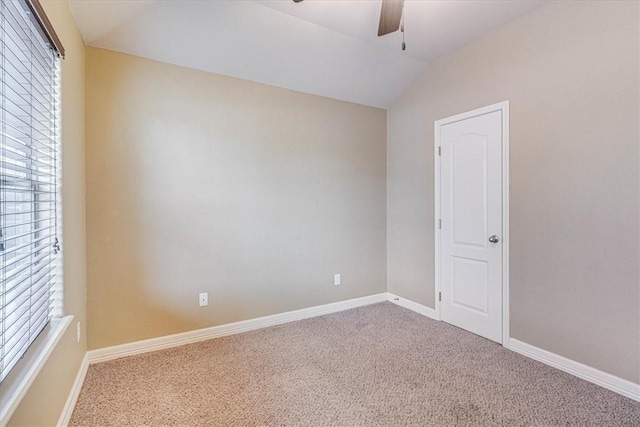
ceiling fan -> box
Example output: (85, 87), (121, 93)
(293, 0), (406, 39)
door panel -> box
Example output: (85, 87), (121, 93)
(452, 256), (488, 314)
(452, 135), (488, 248)
(440, 110), (503, 343)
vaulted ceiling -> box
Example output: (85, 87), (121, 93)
(68, 0), (545, 108)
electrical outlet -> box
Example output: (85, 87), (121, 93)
(76, 322), (81, 343)
(199, 292), (208, 307)
(334, 274), (341, 286)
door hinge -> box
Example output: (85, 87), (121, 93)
(438, 146), (441, 156)
(439, 291), (442, 302)
(438, 219), (441, 229)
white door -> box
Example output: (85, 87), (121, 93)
(438, 108), (504, 343)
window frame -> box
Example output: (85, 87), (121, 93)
(0, 0), (70, 423)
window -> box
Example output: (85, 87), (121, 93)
(1, 0), (62, 383)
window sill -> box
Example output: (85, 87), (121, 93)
(0, 315), (73, 426)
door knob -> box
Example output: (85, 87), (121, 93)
(488, 235), (500, 243)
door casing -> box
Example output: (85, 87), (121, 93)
(434, 101), (510, 346)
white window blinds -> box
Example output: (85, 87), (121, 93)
(0, 0), (61, 382)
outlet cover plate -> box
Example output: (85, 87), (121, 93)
(199, 292), (208, 307)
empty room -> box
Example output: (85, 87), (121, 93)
(0, 0), (639, 425)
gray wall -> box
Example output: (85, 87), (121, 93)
(387, 0), (639, 382)
(86, 48), (387, 349)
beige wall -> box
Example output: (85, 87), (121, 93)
(387, 0), (639, 382)
(8, 1), (87, 425)
(85, 48), (387, 349)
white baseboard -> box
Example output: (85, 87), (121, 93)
(387, 293), (438, 320)
(58, 353), (89, 427)
(88, 293), (388, 364)
(508, 338), (640, 402)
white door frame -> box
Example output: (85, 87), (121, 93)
(434, 101), (510, 346)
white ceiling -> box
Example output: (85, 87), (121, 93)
(68, 0), (545, 108)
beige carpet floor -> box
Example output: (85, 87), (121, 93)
(70, 302), (640, 426)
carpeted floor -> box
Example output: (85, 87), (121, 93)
(70, 302), (640, 426)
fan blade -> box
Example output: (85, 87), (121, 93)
(377, 0), (404, 37)
(293, 0), (304, 2)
